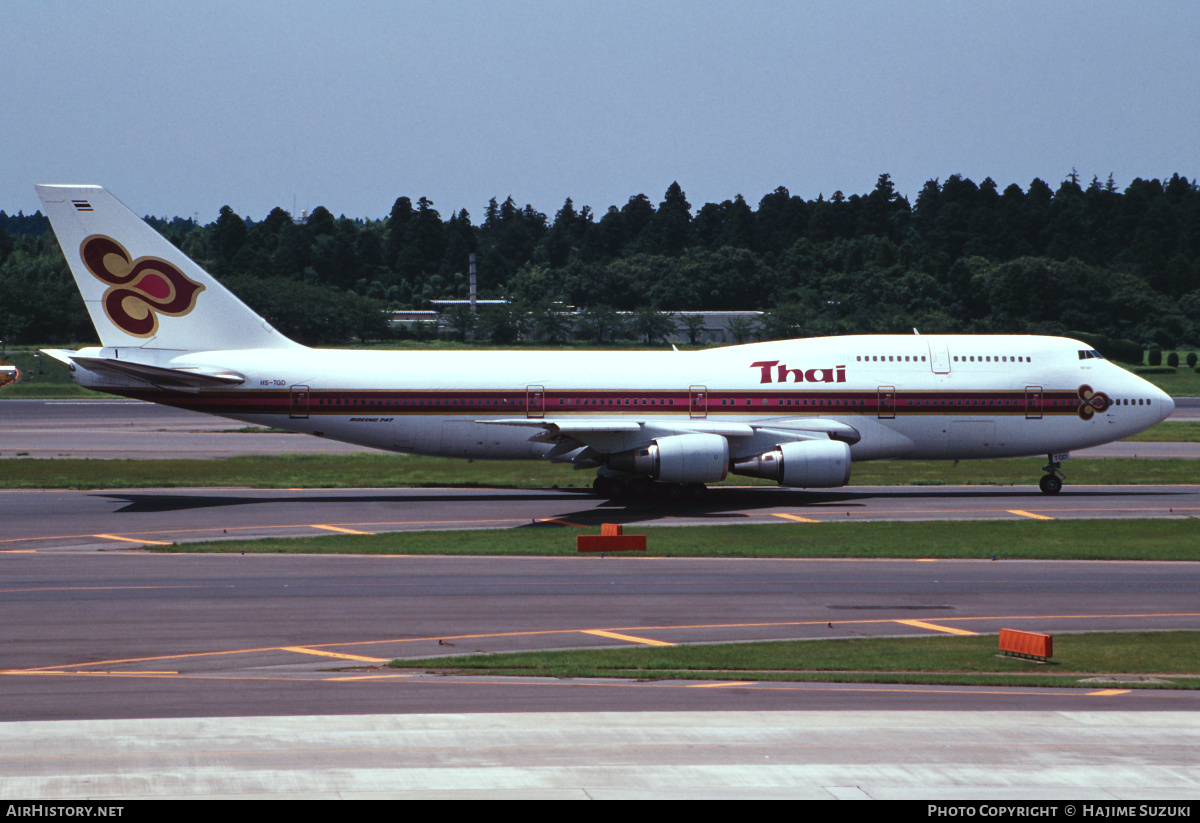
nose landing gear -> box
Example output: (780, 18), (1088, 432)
(1039, 456), (1065, 494)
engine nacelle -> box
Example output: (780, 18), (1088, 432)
(731, 439), (851, 488)
(607, 433), (729, 484)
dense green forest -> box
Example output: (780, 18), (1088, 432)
(1, 172), (1198, 350)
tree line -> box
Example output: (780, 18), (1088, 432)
(1, 172), (1198, 350)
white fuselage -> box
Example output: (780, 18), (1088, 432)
(71, 334), (1174, 466)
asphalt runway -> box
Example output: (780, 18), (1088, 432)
(3, 396), (1199, 797)
(3, 551), (1198, 722)
(0, 398), (362, 459)
(3, 550), (1197, 797)
(2, 485), (1199, 552)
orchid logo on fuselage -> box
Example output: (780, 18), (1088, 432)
(80, 235), (205, 338)
(1077, 385), (1110, 420)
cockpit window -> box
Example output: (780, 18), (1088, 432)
(1078, 350), (1105, 360)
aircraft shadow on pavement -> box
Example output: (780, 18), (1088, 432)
(94, 489), (591, 514)
(93, 484), (1193, 518)
(530, 485), (1198, 528)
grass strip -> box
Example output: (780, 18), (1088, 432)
(3, 452), (1200, 489)
(1139, 369), (1200, 397)
(388, 631), (1200, 689)
(1123, 420), (1200, 442)
(155, 519), (1200, 561)
(0, 383), (103, 398)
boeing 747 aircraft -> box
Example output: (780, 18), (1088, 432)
(36, 185), (1174, 498)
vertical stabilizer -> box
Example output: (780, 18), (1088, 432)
(35, 185), (300, 352)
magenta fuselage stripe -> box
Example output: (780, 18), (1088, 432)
(109, 387), (1114, 418)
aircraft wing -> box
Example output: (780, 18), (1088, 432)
(478, 417), (860, 464)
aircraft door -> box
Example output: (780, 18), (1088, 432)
(690, 385), (708, 419)
(877, 386), (896, 419)
(928, 339), (951, 373)
(526, 385), (545, 419)
(1025, 386), (1043, 420)
(290, 384), (310, 419)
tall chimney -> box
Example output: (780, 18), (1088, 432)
(469, 253), (477, 314)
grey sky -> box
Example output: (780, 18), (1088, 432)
(4, 1), (1197, 223)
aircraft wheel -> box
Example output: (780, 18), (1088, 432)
(593, 476), (616, 497)
(627, 477), (655, 500)
(661, 483), (685, 502)
(1038, 474), (1063, 494)
(684, 483), (707, 502)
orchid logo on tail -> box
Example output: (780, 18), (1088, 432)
(80, 235), (205, 337)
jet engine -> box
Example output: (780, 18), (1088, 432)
(731, 439), (851, 488)
(607, 433), (729, 484)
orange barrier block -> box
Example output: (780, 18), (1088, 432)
(999, 628), (1052, 660)
(578, 523), (646, 552)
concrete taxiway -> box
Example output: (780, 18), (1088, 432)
(3, 711), (1197, 799)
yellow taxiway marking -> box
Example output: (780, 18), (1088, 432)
(0, 585), (210, 595)
(893, 619), (978, 636)
(582, 629), (676, 647)
(312, 524), (371, 535)
(1008, 510), (1055, 520)
(281, 646), (388, 662)
(687, 681), (755, 688)
(0, 670), (179, 678)
(0, 550), (36, 553)
(93, 533), (173, 546)
(772, 513), (822, 523)
(0, 517), (530, 546)
(1086, 689), (1132, 696)
(12, 611), (1198, 675)
(538, 518), (588, 528)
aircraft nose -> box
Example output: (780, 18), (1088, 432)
(1157, 388), (1175, 421)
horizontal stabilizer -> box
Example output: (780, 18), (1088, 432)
(68, 355), (245, 388)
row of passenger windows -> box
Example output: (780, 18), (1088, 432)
(319, 397), (525, 406)
(953, 355), (1031, 363)
(722, 398), (864, 406)
(559, 398), (676, 406)
(855, 354), (1034, 363)
(857, 355), (927, 362)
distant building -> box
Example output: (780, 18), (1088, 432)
(386, 310), (441, 333)
(388, 305), (764, 344)
(652, 311), (763, 344)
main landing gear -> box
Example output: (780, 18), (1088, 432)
(1039, 455), (1064, 494)
(592, 475), (707, 503)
